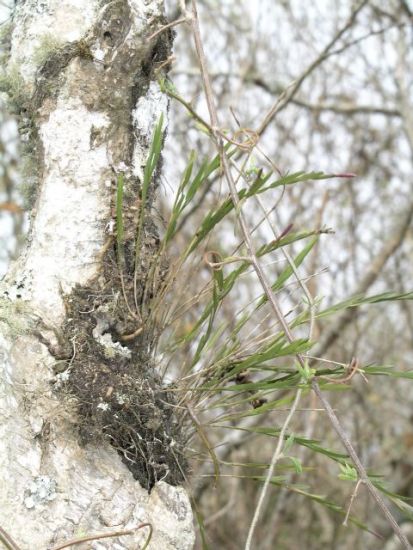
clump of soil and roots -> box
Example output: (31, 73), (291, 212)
(55, 180), (187, 491)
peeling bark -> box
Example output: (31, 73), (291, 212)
(0, 1), (194, 548)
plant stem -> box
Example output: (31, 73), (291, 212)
(244, 387), (303, 550)
(187, 1), (412, 548)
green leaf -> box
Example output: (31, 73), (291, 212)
(234, 338), (313, 372)
(288, 456), (303, 474)
(135, 114), (164, 266)
(363, 365), (413, 379)
(229, 425), (349, 462)
(164, 151), (223, 244)
(316, 291), (413, 320)
(187, 171), (334, 253)
(295, 358), (316, 382)
(178, 231), (320, 353)
(256, 236), (318, 308)
(284, 433), (295, 453)
(338, 463), (358, 481)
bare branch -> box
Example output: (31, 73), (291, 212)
(252, 76), (401, 118)
(257, 0), (370, 135)
(313, 200), (413, 359)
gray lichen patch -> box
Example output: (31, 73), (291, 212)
(32, 33), (64, 69)
(0, 286), (36, 337)
(24, 475), (57, 509)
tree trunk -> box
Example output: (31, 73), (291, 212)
(0, 1), (194, 548)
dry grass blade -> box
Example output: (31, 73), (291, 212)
(50, 523), (153, 550)
(0, 526), (21, 550)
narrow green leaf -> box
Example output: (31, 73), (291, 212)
(233, 338), (312, 372)
(178, 231), (319, 350)
(315, 291), (413, 321)
(338, 463), (358, 481)
(135, 114), (164, 264)
(256, 237), (318, 308)
(187, 171), (334, 253)
(363, 365), (413, 379)
(284, 434), (295, 453)
(288, 456), (303, 474)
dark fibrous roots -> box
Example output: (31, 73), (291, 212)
(59, 281), (187, 491)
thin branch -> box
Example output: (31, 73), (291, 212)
(343, 478), (364, 526)
(252, 77), (401, 118)
(257, 0), (370, 136)
(311, 381), (410, 544)
(326, 21), (407, 59)
(312, 202), (413, 359)
(173, 68), (402, 118)
(147, 16), (187, 42)
(245, 388), (303, 550)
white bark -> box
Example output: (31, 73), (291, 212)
(0, 1), (194, 548)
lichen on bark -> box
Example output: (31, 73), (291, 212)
(27, 0), (187, 490)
